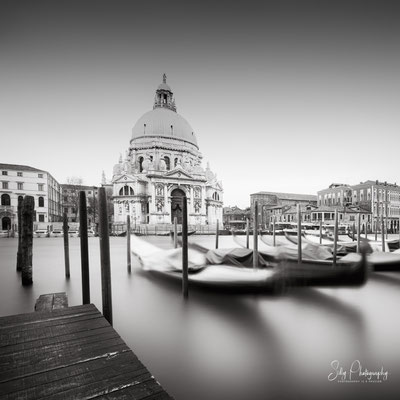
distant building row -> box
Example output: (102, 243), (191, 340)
(224, 179), (400, 234)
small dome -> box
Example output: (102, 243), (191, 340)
(157, 82), (172, 92)
(131, 108), (198, 146)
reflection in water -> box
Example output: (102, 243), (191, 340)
(0, 237), (400, 400)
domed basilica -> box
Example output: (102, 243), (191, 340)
(111, 74), (223, 227)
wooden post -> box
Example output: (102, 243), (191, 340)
(127, 215), (131, 273)
(215, 219), (219, 249)
(63, 213), (70, 278)
(385, 204), (388, 240)
(273, 216), (276, 246)
(246, 218), (250, 249)
(253, 202), (258, 269)
(21, 196), (34, 285)
(99, 187), (113, 325)
(381, 215), (386, 252)
(352, 222), (355, 241)
(319, 220), (322, 245)
(375, 189), (379, 241)
(79, 191), (90, 304)
(333, 209), (338, 266)
(173, 217), (178, 248)
(297, 204), (302, 264)
(182, 196), (189, 298)
(357, 213), (361, 253)
(16, 196), (23, 271)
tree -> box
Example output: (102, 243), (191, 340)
(65, 177), (84, 222)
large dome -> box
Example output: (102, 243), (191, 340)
(131, 107), (198, 146)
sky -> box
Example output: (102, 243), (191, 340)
(1, 0), (400, 208)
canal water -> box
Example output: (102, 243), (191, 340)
(0, 236), (399, 400)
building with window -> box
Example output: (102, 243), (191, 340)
(250, 191), (317, 228)
(318, 180), (400, 233)
(223, 206), (251, 230)
(111, 75), (223, 227)
(0, 163), (62, 231)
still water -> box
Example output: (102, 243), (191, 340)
(0, 236), (399, 400)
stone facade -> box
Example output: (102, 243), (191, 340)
(250, 191), (317, 228)
(318, 180), (400, 233)
(0, 163), (62, 231)
(223, 206), (251, 230)
(112, 75), (223, 227)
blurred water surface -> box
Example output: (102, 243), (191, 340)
(0, 236), (399, 400)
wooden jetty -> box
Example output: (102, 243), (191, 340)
(0, 293), (172, 399)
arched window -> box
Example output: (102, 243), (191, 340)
(139, 157), (144, 173)
(212, 192), (219, 201)
(1, 194), (10, 206)
(38, 196), (44, 207)
(164, 156), (170, 170)
(18, 195), (23, 202)
(119, 185), (134, 196)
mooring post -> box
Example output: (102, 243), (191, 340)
(297, 204), (302, 264)
(215, 219), (219, 249)
(333, 209), (338, 266)
(16, 196), (23, 271)
(273, 216), (276, 246)
(352, 222), (355, 241)
(357, 213), (361, 253)
(99, 187), (113, 325)
(246, 218), (250, 249)
(381, 215), (386, 252)
(173, 217), (178, 248)
(79, 191), (90, 304)
(127, 215), (131, 273)
(63, 213), (70, 278)
(182, 196), (189, 298)
(21, 196), (34, 285)
(253, 201), (258, 269)
(319, 220), (322, 245)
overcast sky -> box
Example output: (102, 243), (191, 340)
(1, 1), (400, 208)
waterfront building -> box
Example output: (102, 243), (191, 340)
(318, 180), (400, 232)
(223, 206), (250, 230)
(111, 75), (223, 228)
(0, 163), (62, 231)
(250, 191), (317, 228)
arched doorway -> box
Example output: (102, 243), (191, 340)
(2, 217), (11, 230)
(171, 188), (185, 224)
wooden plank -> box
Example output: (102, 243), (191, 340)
(95, 378), (167, 400)
(34, 294), (54, 312)
(34, 292), (68, 312)
(52, 293), (68, 310)
(0, 328), (119, 364)
(0, 318), (110, 350)
(0, 340), (128, 383)
(0, 304), (98, 328)
(3, 352), (149, 399)
(0, 312), (103, 338)
(44, 374), (163, 400)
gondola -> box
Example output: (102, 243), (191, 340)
(131, 235), (369, 292)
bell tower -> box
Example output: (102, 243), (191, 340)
(153, 73), (177, 112)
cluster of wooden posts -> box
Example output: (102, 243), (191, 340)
(16, 188), (113, 325)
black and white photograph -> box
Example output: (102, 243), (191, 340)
(0, 1), (399, 399)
